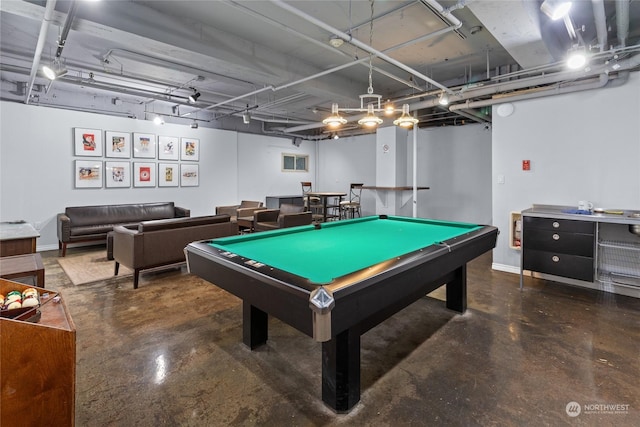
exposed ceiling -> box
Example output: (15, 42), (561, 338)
(1, 0), (639, 139)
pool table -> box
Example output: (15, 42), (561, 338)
(185, 215), (498, 412)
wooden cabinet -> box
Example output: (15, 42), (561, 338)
(1, 279), (76, 426)
(522, 216), (596, 282)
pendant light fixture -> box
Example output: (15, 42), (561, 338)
(322, 0), (419, 130)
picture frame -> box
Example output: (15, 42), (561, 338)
(180, 137), (199, 161)
(73, 128), (103, 157)
(132, 133), (156, 159)
(158, 136), (179, 160)
(105, 161), (131, 188)
(180, 163), (199, 187)
(74, 160), (102, 188)
(105, 131), (131, 158)
(133, 162), (156, 187)
(158, 163), (179, 187)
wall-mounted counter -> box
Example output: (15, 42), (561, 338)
(520, 204), (640, 298)
(363, 186), (430, 214)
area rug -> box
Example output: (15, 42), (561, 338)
(58, 251), (133, 285)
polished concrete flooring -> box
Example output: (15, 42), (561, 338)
(38, 247), (638, 426)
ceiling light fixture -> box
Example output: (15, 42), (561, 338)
(392, 104), (419, 128)
(567, 45), (587, 69)
(242, 105), (251, 124)
(191, 120), (199, 129)
(322, 0), (420, 129)
(540, 0), (572, 21)
(188, 89), (201, 103)
(153, 115), (164, 125)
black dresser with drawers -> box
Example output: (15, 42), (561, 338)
(522, 216), (596, 282)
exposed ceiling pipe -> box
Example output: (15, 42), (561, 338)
(225, 0), (425, 92)
(449, 73), (610, 111)
(185, 18), (460, 119)
(419, 0), (463, 28)
(279, 52), (640, 134)
(270, 0), (455, 94)
(616, 0), (629, 48)
(55, 0), (78, 59)
(25, 0), (57, 104)
(450, 108), (490, 124)
(592, 0), (607, 52)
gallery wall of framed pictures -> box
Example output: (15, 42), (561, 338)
(72, 128), (199, 189)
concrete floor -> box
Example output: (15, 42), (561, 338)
(39, 248), (639, 426)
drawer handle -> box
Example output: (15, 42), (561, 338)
(552, 221), (560, 228)
(552, 255), (560, 262)
(552, 233), (560, 240)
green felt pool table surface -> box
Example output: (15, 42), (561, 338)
(210, 215), (482, 284)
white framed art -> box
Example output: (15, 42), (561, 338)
(105, 161), (131, 188)
(133, 162), (156, 187)
(180, 137), (199, 161)
(133, 133), (156, 158)
(180, 164), (199, 187)
(73, 128), (103, 157)
(74, 160), (102, 188)
(158, 163), (179, 187)
(158, 136), (179, 160)
(105, 131), (131, 158)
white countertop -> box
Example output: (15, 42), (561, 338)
(0, 222), (40, 240)
(522, 204), (640, 225)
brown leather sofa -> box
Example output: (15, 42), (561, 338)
(112, 214), (237, 289)
(253, 204), (312, 231)
(57, 202), (190, 257)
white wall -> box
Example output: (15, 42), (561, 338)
(0, 102), (300, 250)
(317, 133), (377, 215)
(409, 124), (493, 224)
(492, 72), (640, 271)
(236, 133), (316, 203)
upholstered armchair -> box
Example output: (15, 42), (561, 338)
(215, 200), (264, 223)
(253, 204), (312, 232)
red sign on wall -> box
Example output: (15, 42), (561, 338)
(522, 160), (531, 171)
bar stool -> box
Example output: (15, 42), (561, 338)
(340, 183), (363, 219)
(301, 181), (322, 219)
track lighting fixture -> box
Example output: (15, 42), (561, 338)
(242, 111), (251, 124)
(153, 115), (164, 125)
(42, 61), (67, 80)
(191, 120), (199, 129)
(188, 89), (201, 103)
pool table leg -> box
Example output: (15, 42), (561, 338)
(321, 328), (360, 413)
(243, 302), (268, 349)
(445, 265), (467, 313)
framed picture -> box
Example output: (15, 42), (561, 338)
(105, 161), (131, 188)
(74, 160), (102, 188)
(158, 163), (179, 187)
(73, 128), (103, 157)
(180, 137), (199, 161)
(133, 133), (156, 158)
(180, 164), (199, 187)
(133, 162), (156, 187)
(105, 131), (131, 158)
(158, 136), (179, 160)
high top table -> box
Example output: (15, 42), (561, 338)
(305, 191), (346, 222)
(0, 222), (40, 257)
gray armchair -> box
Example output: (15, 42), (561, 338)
(254, 204), (312, 231)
